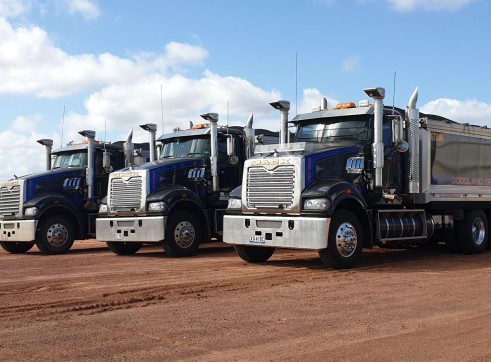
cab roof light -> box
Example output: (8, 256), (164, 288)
(334, 102), (356, 110)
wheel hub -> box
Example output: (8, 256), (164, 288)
(46, 223), (69, 247)
(335, 222), (358, 257)
(174, 221), (195, 249)
(472, 217), (486, 246)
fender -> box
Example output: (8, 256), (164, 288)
(303, 177), (367, 215)
(147, 184), (205, 214)
(24, 193), (80, 219)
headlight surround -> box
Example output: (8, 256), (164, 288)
(148, 201), (167, 212)
(227, 198), (242, 210)
(303, 198), (330, 211)
(98, 204), (108, 214)
(24, 207), (39, 217)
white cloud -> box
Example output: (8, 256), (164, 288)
(386, 0), (475, 12)
(421, 98), (491, 127)
(0, 115), (58, 180)
(298, 88), (339, 114)
(0, 18), (209, 98)
(0, 0), (30, 18)
(341, 55), (361, 72)
(66, 0), (100, 20)
(58, 70), (282, 144)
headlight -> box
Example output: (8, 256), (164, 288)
(303, 198), (330, 211)
(148, 201), (167, 212)
(25, 207), (39, 217)
(227, 198), (242, 210)
(98, 204), (108, 214)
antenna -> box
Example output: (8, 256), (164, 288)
(392, 71), (397, 115)
(61, 105), (65, 147)
(104, 119), (107, 149)
(295, 52), (298, 115)
(160, 84), (164, 133)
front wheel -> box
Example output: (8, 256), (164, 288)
(319, 210), (363, 269)
(458, 210), (488, 254)
(106, 242), (142, 255)
(0, 242), (35, 254)
(35, 215), (75, 254)
(234, 245), (275, 263)
(162, 211), (203, 257)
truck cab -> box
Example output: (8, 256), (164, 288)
(0, 130), (149, 254)
(96, 113), (278, 257)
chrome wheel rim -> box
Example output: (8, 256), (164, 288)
(472, 217), (486, 246)
(174, 221), (195, 249)
(46, 223), (69, 247)
(335, 222), (358, 257)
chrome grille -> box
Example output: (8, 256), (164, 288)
(0, 185), (21, 216)
(246, 165), (295, 209)
(110, 177), (143, 212)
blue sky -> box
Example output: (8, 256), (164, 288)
(1, 0), (490, 181)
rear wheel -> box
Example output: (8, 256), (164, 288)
(106, 242), (142, 255)
(458, 210), (488, 254)
(234, 245), (275, 262)
(163, 211), (203, 257)
(0, 242), (35, 254)
(319, 210), (363, 269)
(35, 215), (75, 254)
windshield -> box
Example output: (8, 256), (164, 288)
(294, 116), (372, 144)
(52, 151), (88, 169)
(159, 136), (210, 159)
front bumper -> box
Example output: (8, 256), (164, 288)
(96, 216), (166, 242)
(223, 214), (330, 250)
(0, 219), (38, 242)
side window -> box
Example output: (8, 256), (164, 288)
(383, 122), (392, 147)
(217, 137), (228, 161)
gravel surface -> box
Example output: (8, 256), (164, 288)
(1, 240), (491, 361)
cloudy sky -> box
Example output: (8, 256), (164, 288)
(1, 0), (491, 181)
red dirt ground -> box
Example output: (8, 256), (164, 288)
(1, 240), (491, 361)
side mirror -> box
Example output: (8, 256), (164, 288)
(226, 135), (235, 156)
(102, 150), (113, 173)
(396, 141), (409, 153)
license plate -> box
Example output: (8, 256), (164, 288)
(249, 235), (265, 244)
(114, 233), (124, 240)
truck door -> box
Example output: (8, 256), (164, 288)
(218, 136), (241, 194)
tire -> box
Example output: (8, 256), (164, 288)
(162, 211), (203, 257)
(458, 210), (488, 254)
(234, 245), (275, 263)
(319, 209), (363, 269)
(0, 242), (35, 254)
(35, 215), (75, 254)
(106, 242), (142, 255)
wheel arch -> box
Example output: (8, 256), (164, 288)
(37, 205), (82, 239)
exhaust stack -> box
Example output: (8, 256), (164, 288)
(124, 129), (134, 167)
(364, 87), (385, 188)
(244, 113), (255, 159)
(270, 100), (290, 146)
(407, 87), (420, 193)
(78, 130), (96, 202)
(200, 112), (219, 192)
(140, 123), (158, 162)
(37, 138), (53, 171)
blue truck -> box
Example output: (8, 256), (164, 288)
(96, 113), (278, 256)
(0, 127), (151, 254)
(224, 86), (491, 268)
